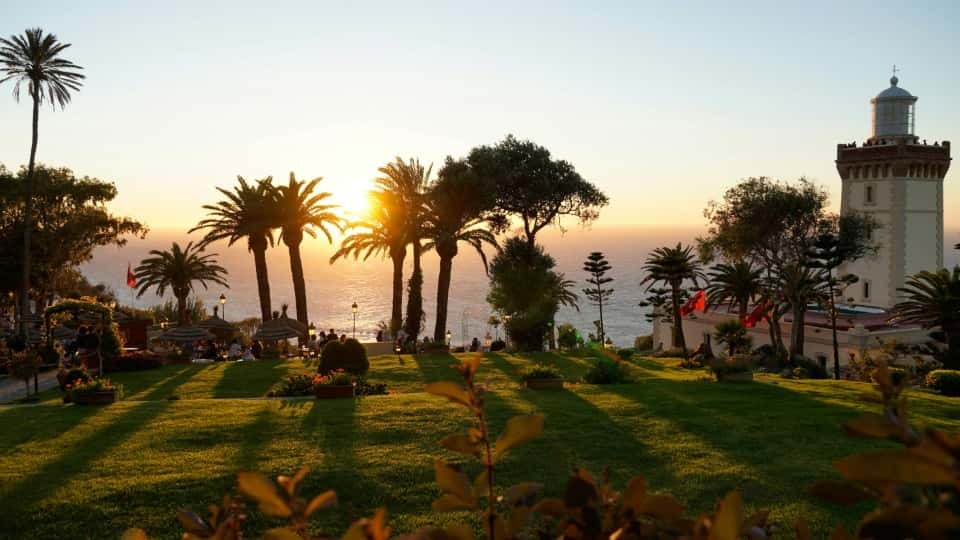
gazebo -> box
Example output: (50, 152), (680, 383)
(43, 299), (114, 375)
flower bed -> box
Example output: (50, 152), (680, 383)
(521, 364), (564, 390)
(67, 377), (123, 405)
(313, 370), (355, 399)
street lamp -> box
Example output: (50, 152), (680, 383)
(308, 323), (316, 338)
(219, 293), (227, 320)
(445, 330), (452, 346)
(351, 302), (358, 338)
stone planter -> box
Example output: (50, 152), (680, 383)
(525, 378), (564, 390)
(314, 384), (354, 399)
(73, 390), (118, 405)
(718, 371), (753, 383)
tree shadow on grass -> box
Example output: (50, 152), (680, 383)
(411, 352), (462, 383)
(0, 401), (172, 517)
(138, 364), (213, 401)
(211, 359), (295, 398)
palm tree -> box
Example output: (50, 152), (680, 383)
(134, 242), (229, 326)
(714, 319), (750, 357)
(1, 28), (84, 334)
(331, 191), (407, 335)
(191, 177), (279, 322)
(892, 267), (960, 369)
(422, 169), (497, 342)
(640, 243), (705, 354)
(275, 172), (341, 329)
(705, 260), (762, 321)
(375, 157), (431, 337)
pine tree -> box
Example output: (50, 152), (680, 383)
(582, 252), (614, 344)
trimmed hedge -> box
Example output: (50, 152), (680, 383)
(926, 370), (960, 396)
(319, 339), (369, 375)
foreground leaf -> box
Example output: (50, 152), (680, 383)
(237, 472), (292, 517)
(305, 490), (338, 516)
(494, 413), (544, 462)
(425, 382), (472, 408)
(121, 529), (149, 540)
(711, 491), (742, 540)
(807, 480), (873, 506)
(434, 460), (474, 504)
(834, 450), (955, 485)
(265, 527), (303, 540)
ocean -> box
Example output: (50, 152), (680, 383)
(80, 226), (960, 347)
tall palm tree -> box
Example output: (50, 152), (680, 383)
(705, 260), (762, 321)
(134, 242), (229, 326)
(892, 266), (960, 369)
(640, 243), (705, 354)
(422, 177), (496, 342)
(275, 172), (341, 328)
(375, 157), (431, 337)
(331, 191), (407, 335)
(1, 28), (84, 334)
(191, 177), (279, 322)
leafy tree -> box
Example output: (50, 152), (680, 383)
(705, 260), (761, 321)
(806, 213), (877, 378)
(892, 267), (960, 369)
(487, 315), (501, 340)
(467, 135), (607, 246)
(332, 191), (407, 334)
(582, 252), (613, 344)
(640, 243), (704, 354)
(134, 242), (228, 326)
(275, 173), (341, 329)
(1, 29), (84, 335)
(488, 237), (576, 351)
(423, 159), (497, 342)
(0, 166), (145, 309)
(702, 177), (844, 357)
(375, 158), (431, 337)
(192, 176), (279, 322)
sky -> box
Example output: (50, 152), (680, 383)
(2, 0), (959, 232)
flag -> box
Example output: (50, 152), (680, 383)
(126, 263), (137, 288)
(744, 301), (768, 328)
(680, 289), (706, 317)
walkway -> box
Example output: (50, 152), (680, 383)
(0, 370), (59, 403)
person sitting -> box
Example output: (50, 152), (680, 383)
(251, 340), (263, 359)
(242, 347), (256, 361)
(470, 337), (480, 352)
(376, 330), (384, 342)
(228, 338), (241, 359)
(339, 333), (347, 343)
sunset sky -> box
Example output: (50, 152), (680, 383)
(2, 0), (958, 232)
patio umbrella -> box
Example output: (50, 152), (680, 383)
(159, 325), (214, 342)
(253, 316), (301, 341)
(198, 315), (234, 332)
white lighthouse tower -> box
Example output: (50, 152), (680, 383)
(836, 71), (951, 308)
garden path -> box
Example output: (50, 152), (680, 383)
(0, 371), (59, 403)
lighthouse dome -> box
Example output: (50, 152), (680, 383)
(870, 75), (917, 139)
(876, 76), (913, 99)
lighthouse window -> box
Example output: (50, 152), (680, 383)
(865, 184), (875, 205)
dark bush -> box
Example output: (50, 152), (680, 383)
(873, 366), (909, 386)
(926, 370), (960, 396)
(489, 339), (506, 352)
(58, 366), (91, 393)
(355, 376), (388, 396)
(793, 367), (810, 379)
(790, 355), (828, 379)
(319, 338), (369, 375)
(752, 344), (787, 370)
(557, 324), (579, 349)
(634, 335), (653, 351)
(267, 374), (317, 397)
(583, 358), (631, 384)
(419, 340), (449, 353)
(616, 348), (634, 360)
(106, 351), (162, 372)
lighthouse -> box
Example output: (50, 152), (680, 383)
(836, 72), (951, 308)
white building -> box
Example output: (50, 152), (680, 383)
(652, 74), (951, 366)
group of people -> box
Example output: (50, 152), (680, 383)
(64, 326), (102, 369)
(305, 328), (350, 356)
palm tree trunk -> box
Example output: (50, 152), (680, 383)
(252, 243), (272, 322)
(738, 297), (748, 322)
(390, 249), (405, 336)
(287, 240), (309, 329)
(177, 294), (188, 326)
(790, 303), (805, 358)
(19, 87), (40, 338)
(670, 286), (687, 354)
(433, 254), (454, 343)
(404, 241), (423, 337)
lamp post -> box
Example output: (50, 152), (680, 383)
(351, 302), (358, 338)
(445, 330), (452, 347)
(219, 293), (227, 320)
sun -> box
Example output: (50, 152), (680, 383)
(333, 185), (372, 220)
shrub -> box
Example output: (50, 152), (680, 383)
(68, 377), (123, 401)
(752, 344), (787, 370)
(314, 369), (353, 386)
(792, 367), (810, 379)
(926, 370), (960, 396)
(616, 348), (634, 361)
(583, 358), (631, 384)
(107, 350), (162, 372)
(355, 376), (388, 396)
(557, 324), (579, 349)
(791, 355), (828, 379)
(100, 323), (123, 365)
(7, 350), (41, 394)
(679, 357), (702, 369)
(267, 374), (317, 397)
(709, 356), (752, 379)
(874, 366), (909, 386)
(713, 320), (752, 356)
(420, 340), (449, 353)
(58, 366), (90, 392)
(319, 338), (368, 375)
(634, 335), (653, 351)
(489, 339), (506, 352)
(520, 364), (562, 381)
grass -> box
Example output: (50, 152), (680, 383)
(0, 351), (957, 538)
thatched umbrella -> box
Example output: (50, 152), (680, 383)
(253, 320), (301, 341)
(199, 306), (235, 342)
(277, 304), (306, 336)
(159, 325), (214, 342)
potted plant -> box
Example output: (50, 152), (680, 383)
(521, 364), (564, 390)
(709, 357), (754, 383)
(68, 377), (123, 405)
(313, 370), (355, 399)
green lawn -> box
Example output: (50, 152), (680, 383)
(0, 352), (957, 539)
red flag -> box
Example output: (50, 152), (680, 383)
(744, 301), (768, 328)
(126, 263), (137, 288)
(680, 290), (705, 317)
